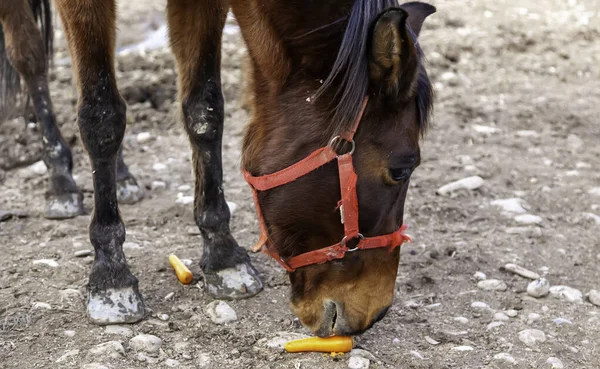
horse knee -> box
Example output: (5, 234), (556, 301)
(182, 79), (224, 144)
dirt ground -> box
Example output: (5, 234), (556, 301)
(1, 0), (600, 368)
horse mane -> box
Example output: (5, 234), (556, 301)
(0, 0), (53, 121)
(313, 0), (433, 136)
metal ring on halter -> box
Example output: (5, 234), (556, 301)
(341, 233), (365, 252)
(329, 136), (355, 156)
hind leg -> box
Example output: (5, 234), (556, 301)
(55, 0), (144, 324)
(167, 0), (262, 299)
(0, 0), (83, 219)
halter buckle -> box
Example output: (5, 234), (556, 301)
(329, 136), (355, 156)
(341, 233), (364, 252)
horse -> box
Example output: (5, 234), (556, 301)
(0, 0), (143, 220)
(4, 0), (435, 337)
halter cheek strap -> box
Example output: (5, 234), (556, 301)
(243, 97), (411, 272)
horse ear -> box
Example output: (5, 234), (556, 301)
(368, 8), (417, 97)
(399, 2), (436, 36)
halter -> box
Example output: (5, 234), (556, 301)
(243, 96), (411, 272)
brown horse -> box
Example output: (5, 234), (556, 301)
(6, 0), (435, 337)
(0, 0), (143, 220)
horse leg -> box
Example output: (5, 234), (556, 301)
(115, 146), (144, 205)
(167, 0), (262, 299)
(54, 0), (144, 324)
(0, 0), (83, 219)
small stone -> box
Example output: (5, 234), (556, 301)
(576, 162), (591, 169)
(123, 242), (143, 250)
(74, 250), (93, 257)
(527, 278), (550, 298)
(493, 312), (510, 321)
(582, 213), (600, 225)
(503, 263), (540, 280)
(56, 349), (80, 363)
(206, 301), (238, 324)
(153, 163), (167, 171)
(32, 302), (52, 310)
(136, 132), (152, 143)
(487, 321), (505, 330)
(542, 306), (550, 313)
(164, 359), (180, 367)
(158, 314), (169, 321)
(477, 279), (508, 291)
(164, 292), (175, 301)
(28, 161), (48, 176)
(151, 181), (167, 191)
(177, 184), (192, 191)
(425, 336), (440, 345)
(491, 198), (528, 214)
(437, 176), (484, 195)
(451, 346), (474, 351)
(553, 318), (572, 325)
(588, 187), (600, 197)
(518, 329), (546, 346)
(175, 195), (194, 205)
(63, 330), (76, 337)
(514, 214), (543, 225)
(549, 285), (583, 304)
(89, 341), (125, 359)
(348, 356), (370, 369)
(505, 309), (518, 318)
(181, 259), (193, 267)
(493, 353), (516, 365)
(471, 301), (492, 312)
(545, 357), (564, 368)
(473, 271), (487, 280)
(227, 201), (238, 215)
(105, 325), (133, 337)
(82, 364), (110, 369)
(129, 334), (163, 354)
(350, 349), (376, 361)
(410, 350), (425, 360)
(392, 338), (401, 345)
(472, 124), (500, 134)
(33, 259), (58, 268)
(516, 130), (538, 137)
(589, 290), (600, 306)
(454, 316), (469, 324)
(196, 352), (211, 367)
(527, 313), (541, 323)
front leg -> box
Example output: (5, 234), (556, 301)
(55, 0), (144, 324)
(167, 0), (262, 299)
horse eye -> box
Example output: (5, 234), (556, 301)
(390, 168), (412, 182)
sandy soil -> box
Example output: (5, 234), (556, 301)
(1, 0), (600, 368)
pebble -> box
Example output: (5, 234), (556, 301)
(151, 181), (167, 191)
(392, 338), (401, 345)
(516, 130), (538, 137)
(588, 187), (600, 196)
(410, 350), (425, 360)
(549, 285), (583, 304)
(182, 259), (193, 266)
(514, 214), (543, 225)
(472, 124), (500, 134)
(348, 356), (370, 369)
(206, 301), (238, 324)
(504, 226), (542, 237)
(26, 161), (48, 176)
(82, 364), (110, 369)
(451, 346), (474, 352)
(164, 358), (180, 367)
(454, 316), (469, 324)
(164, 292), (175, 301)
(487, 321), (505, 330)
(518, 329), (546, 346)
(471, 301), (492, 312)
(527, 278), (550, 298)
(32, 259), (59, 268)
(425, 336), (440, 345)
(437, 176), (484, 195)
(56, 349), (80, 363)
(505, 309), (518, 317)
(582, 212), (600, 225)
(493, 352), (516, 365)
(196, 352), (211, 367)
(89, 341), (125, 359)
(129, 334), (163, 354)
(158, 314), (169, 321)
(60, 289), (83, 302)
(63, 330), (76, 337)
(527, 313), (541, 323)
(175, 195), (194, 205)
(136, 132), (152, 143)
(589, 290), (600, 306)
(493, 312), (510, 321)
(576, 162), (591, 169)
(227, 201), (238, 215)
(477, 279), (508, 291)
(32, 302), (52, 310)
(491, 198), (528, 214)
(74, 250), (93, 257)
(553, 318), (572, 325)
(105, 325), (133, 337)
(123, 242), (143, 250)
(350, 349), (377, 361)
(177, 184), (192, 191)
(473, 271), (487, 280)
(545, 357), (564, 368)
(503, 263), (540, 280)
(153, 163), (167, 171)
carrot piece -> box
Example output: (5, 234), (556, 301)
(284, 336), (353, 353)
(168, 254), (193, 284)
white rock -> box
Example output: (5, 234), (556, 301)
(473, 271), (487, 280)
(576, 162), (591, 169)
(516, 130), (538, 137)
(348, 356), (370, 369)
(56, 349), (80, 363)
(164, 358), (180, 367)
(33, 259), (58, 268)
(478, 279), (508, 291)
(164, 292), (175, 301)
(454, 316), (469, 324)
(32, 302), (52, 310)
(589, 290), (600, 306)
(227, 201), (238, 215)
(493, 352), (516, 365)
(472, 124), (500, 134)
(105, 325), (133, 337)
(392, 338), (401, 345)
(565, 170), (580, 177)
(129, 334), (163, 354)
(518, 329), (546, 346)
(82, 364), (110, 369)
(123, 242), (143, 250)
(177, 184), (192, 191)
(582, 213), (600, 225)
(549, 285), (583, 304)
(158, 314), (169, 321)
(182, 259), (193, 267)
(175, 195), (194, 205)
(425, 336), (440, 345)
(487, 321), (505, 330)
(553, 318), (572, 325)
(437, 176), (484, 195)
(136, 132), (152, 143)
(350, 349), (376, 361)
(196, 352), (211, 367)
(527, 313), (541, 323)
(74, 250), (93, 257)
(491, 198), (528, 214)
(471, 301), (492, 312)
(28, 161), (48, 176)
(505, 309), (519, 318)
(514, 214), (543, 225)
(503, 263), (540, 280)
(89, 341), (125, 359)
(63, 330), (76, 337)
(588, 187), (600, 196)
(152, 163), (167, 171)
(410, 350), (424, 360)
(527, 278), (550, 298)
(493, 312), (510, 321)
(206, 301), (237, 324)
(504, 226), (542, 237)
(451, 346), (474, 351)
(545, 357), (564, 368)
(151, 181), (167, 191)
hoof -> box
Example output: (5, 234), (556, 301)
(117, 177), (144, 205)
(204, 262), (263, 300)
(87, 286), (146, 325)
(45, 192), (84, 219)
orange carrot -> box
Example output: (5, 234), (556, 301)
(284, 336), (353, 353)
(168, 254), (193, 284)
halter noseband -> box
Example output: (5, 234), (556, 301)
(243, 97), (411, 272)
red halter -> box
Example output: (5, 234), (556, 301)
(243, 97), (411, 272)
